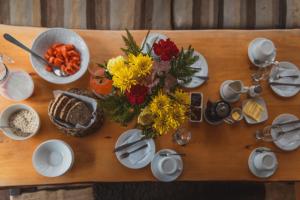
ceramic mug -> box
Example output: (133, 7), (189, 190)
(222, 80), (246, 100)
(253, 152), (277, 171)
(252, 39), (275, 62)
(158, 157), (178, 175)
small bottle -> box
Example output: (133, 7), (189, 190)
(248, 85), (262, 98)
(0, 55), (34, 101)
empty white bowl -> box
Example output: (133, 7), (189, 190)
(30, 28), (90, 84)
(0, 104), (40, 140)
(32, 139), (74, 177)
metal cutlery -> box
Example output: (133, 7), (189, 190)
(3, 33), (67, 77)
(159, 152), (186, 157)
(269, 82), (300, 87)
(119, 144), (148, 159)
(275, 74), (299, 79)
(194, 75), (209, 80)
(271, 119), (300, 128)
(114, 136), (146, 152)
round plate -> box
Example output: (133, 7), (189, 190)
(248, 147), (278, 178)
(179, 51), (208, 89)
(115, 129), (155, 169)
(151, 149), (183, 182)
(219, 80), (241, 103)
(248, 38), (276, 68)
(271, 113), (300, 151)
(269, 62), (300, 97)
(141, 33), (168, 58)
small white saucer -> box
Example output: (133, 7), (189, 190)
(151, 149), (183, 182)
(179, 51), (208, 89)
(269, 61), (300, 97)
(242, 97), (268, 124)
(115, 129), (155, 169)
(248, 38), (276, 68)
(32, 139), (74, 177)
(271, 113), (300, 151)
(248, 147), (278, 178)
(219, 80), (241, 103)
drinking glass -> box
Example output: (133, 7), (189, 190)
(255, 125), (283, 142)
(173, 127), (192, 146)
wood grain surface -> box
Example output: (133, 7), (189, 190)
(1, 0), (300, 29)
(0, 25), (300, 187)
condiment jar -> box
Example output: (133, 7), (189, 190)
(0, 55), (34, 101)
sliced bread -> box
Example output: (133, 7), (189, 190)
(53, 95), (70, 119)
(59, 98), (78, 121)
(65, 101), (92, 126)
(49, 94), (64, 117)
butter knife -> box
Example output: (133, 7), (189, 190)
(114, 136), (146, 152)
(269, 82), (300, 87)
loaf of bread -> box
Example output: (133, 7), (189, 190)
(48, 94), (93, 126)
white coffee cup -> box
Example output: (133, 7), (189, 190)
(253, 152), (277, 171)
(252, 39), (275, 62)
(222, 80), (246, 100)
(158, 157), (178, 175)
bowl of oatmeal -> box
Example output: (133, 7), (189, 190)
(0, 104), (40, 140)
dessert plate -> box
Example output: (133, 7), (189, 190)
(115, 129), (155, 169)
(179, 51), (208, 89)
(271, 113), (300, 151)
(269, 61), (300, 97)
(242, 97), (268, 124)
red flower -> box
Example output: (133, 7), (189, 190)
(125, 85), (149, 105)
(153, 39), (179, 61)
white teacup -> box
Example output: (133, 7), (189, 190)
(222, 80), (246, 100)
(252, 39), (275, 62)
(158, 157), (178, 175)
(253, 152), (277, 171)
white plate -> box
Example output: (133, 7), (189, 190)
(269, 62), (300, 97)
(242, 97), (268, 124)
(248, 147), (278, 178)
(32, 139), (74, 177)
(151, 149), (183, 182)
(115, 129), (155, 169)
(179, 51), (208, 89)
(271, 113), (300, 151)
(141, 33), (168, 58)
(248, 38), (276, 68)
(219, 80), (241, 103)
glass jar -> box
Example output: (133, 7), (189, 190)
(0, 55), (34, 101)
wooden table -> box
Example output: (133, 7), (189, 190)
(0, 25), (300, 187)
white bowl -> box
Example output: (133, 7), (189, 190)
(0, 104), (40, 140)
(32, 139), (74, 177)
(30, 28), (90, 84)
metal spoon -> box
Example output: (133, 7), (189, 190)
(159, 152), (186, 157)
(194, 75), (209, 80)
(275, 74), (299, 79)
(3, 33), (67, 77)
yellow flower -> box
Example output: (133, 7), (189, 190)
(107, 56), (126, 75)
(112, 67), (137, 92)
(174, 89), (190, 105)
(153, 116), (170, 136)
(128, 53), (152, 77)
(138, 107), (154, 126)
(149, 91), (171, 115)
(167, 103), (187, 129)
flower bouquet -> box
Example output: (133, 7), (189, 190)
(99, 30), (199, 138)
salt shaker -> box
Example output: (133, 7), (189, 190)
(248, 85), (262, 98)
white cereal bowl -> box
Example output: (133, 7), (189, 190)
(0, 104), (40, 140)
(30, 28), (90, 84)
(32, 139), (74, 177)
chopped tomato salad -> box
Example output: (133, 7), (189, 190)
(44, 43), (81, 75)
